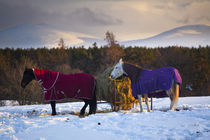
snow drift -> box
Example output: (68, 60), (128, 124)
(0, 96), (210, 140)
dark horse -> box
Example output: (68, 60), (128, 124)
(21, 68), (97, 116)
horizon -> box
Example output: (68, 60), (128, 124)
(1, 23), (209, 41)
(0, 0), (210, 41)
(1, 23), (209, 49)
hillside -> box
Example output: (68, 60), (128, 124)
(0, 24), (209, 49)
(0, 24), (106, 49)
(121, 25), (210, 47)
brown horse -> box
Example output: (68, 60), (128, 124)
(110, 59), (182, 112)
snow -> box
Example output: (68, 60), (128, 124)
(0, 100), (19, 106)
(1, 24), (210, 49)
(121, 25), (210, 47)
(0, 24), (106, 49)
(0, 96), (210, 140)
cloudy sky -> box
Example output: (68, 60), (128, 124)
(0, 0), (210, 41)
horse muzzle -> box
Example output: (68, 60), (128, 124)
(21, 82), (26, 88)
(110, 75), (116, 79)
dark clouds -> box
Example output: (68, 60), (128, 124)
(69, 8), (122, 26)
(0, 0), (210, 40)
(0, 0), (48, 30)
(0, 0), (122, 31)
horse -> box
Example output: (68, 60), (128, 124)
(110, 59), (182, 112)
(21, 68), (97, 116)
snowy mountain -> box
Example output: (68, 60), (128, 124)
(0, 24), (106, 49)
(121, 24), (210, 47)
(0, 24), (209, 49)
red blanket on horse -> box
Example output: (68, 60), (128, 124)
(33, 69), (95, 101)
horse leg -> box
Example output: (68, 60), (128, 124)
(50, 101), (57, 115)
(88, 101), (94, 115)
(166, 89), (174, 110)
(144, 94), (150, 112)
(89, 87), (97, 115)
(137, 95), (143, 112)
(80, 100), (88, 117)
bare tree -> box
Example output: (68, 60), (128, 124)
(58, 38), (65, 49)
(104, 31), (125, 66)
(105, 31), (117, 47)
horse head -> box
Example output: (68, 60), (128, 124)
(110, 58), (126, 79)
(21, 68), (35, 88)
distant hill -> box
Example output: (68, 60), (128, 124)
(0, 24), (106, 49)
(0, 24), (209, 49)
(120, 25), (210, 47)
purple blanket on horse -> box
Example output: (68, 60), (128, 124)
(34, 69), (95, 101)
(131, 67), (182, 98)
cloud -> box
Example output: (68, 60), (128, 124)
(150, 0), (210, 25)
(0, 0), (210, 41)
(0, 0), (49, 30)
(0, 0), (122, 31)
(68, 8), (122, 26)
(180, 29), (201, 34)
(166, 29), (201, 39)
(175, 0), (210, 24)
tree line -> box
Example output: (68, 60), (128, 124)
(0, 33), (209, 105)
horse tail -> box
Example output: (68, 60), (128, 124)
(94, 80), (97, 113)
(173, 68), (182, 96)
(168, 79), (179, 110)
(173, 82), (179, 107)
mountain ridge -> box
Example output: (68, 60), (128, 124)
(0, 24), (209, 49)
(121, 24), (210, 47)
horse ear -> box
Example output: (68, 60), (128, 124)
(25, 67), (29, 70)
(25, 67), (32, 71)
(119, 58), (123, 64)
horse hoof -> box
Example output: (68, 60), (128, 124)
(79, 114), (85, 118)
(175, 108), (180, 111)
(52, 113), (57, 116)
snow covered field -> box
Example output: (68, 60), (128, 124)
(0, 96), (210, 140)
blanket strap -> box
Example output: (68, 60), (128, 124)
(45, 72), (60, 91)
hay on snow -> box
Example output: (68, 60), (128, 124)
(96, 67), (138, 110)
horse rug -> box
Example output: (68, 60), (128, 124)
(33, 69), (95, 101)
(131, 67), (182, 98)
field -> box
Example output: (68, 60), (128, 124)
(0, 96), (210, 140)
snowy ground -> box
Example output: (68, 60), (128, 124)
(0, 97), (210, 140)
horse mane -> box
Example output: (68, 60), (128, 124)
(124, 62), (143, 69)
(123, 62), (144, 83)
